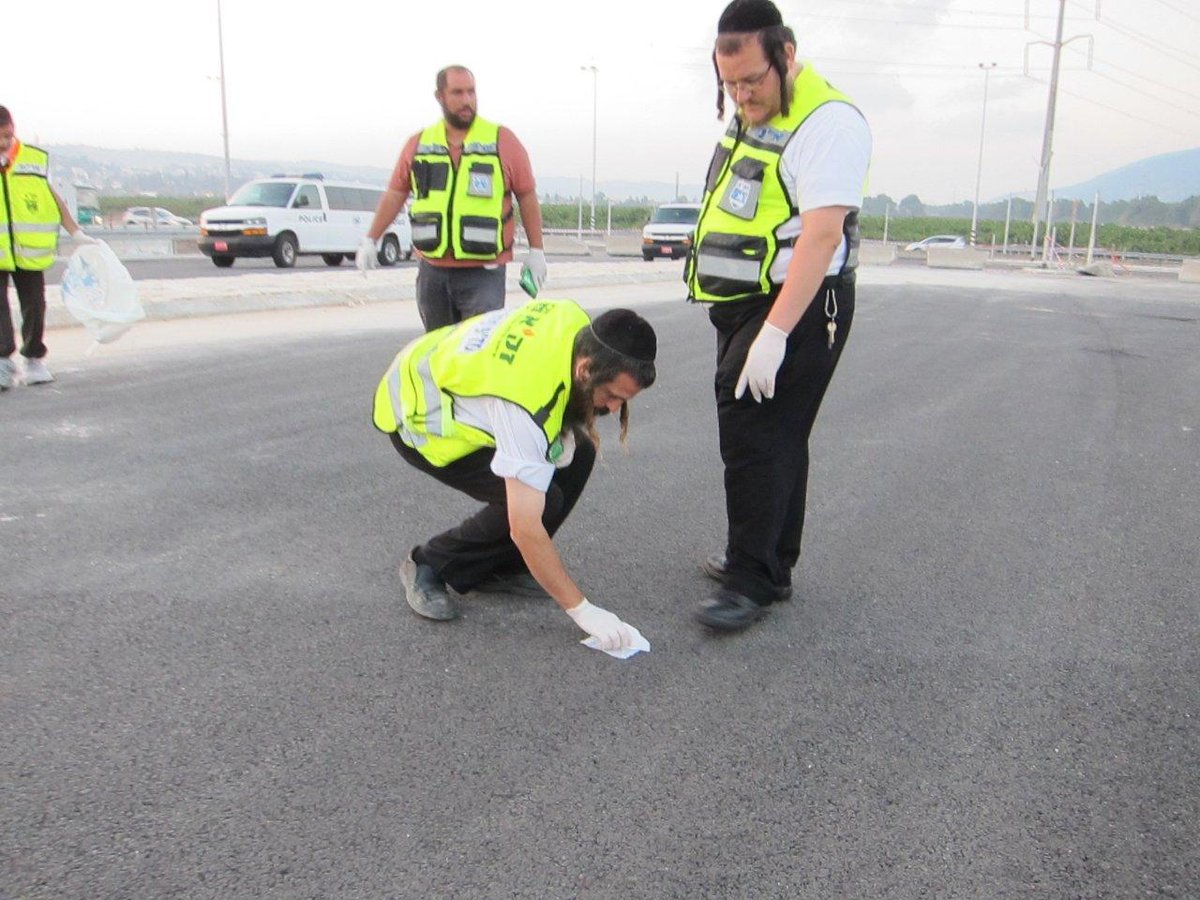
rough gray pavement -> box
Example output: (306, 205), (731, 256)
(2, 268), (1198, 898)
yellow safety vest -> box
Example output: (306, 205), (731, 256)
(374, 299), (591, 467)
(0, 143), (61, 272)
(686, 63), (863, 303)
(408, 116), (507, 260)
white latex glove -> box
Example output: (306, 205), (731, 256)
(521, 248), (547, 291)
(71, 230), (98, 244)
(355, 236), (379, 275)
(565, 599), (634, 652)
(735, 321), (789, 402)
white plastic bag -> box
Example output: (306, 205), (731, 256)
(60, 241), (145, 343)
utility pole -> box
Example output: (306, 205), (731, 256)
(580, 65), (598, 232)
(1030, 0), (1066, 261)
(217, 0), (232, 202)
(970, 62), (998, 247)
(1026, 0), (1093, 263)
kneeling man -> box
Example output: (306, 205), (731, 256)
(373, 299), (657, 652)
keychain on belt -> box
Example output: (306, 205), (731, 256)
(824, 287), (838, 350)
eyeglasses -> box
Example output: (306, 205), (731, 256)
(721, 65), (773, 95)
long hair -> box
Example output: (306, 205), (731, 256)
(571, 328), (657, 452)
(712, 25), (795, 121)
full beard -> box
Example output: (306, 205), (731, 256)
(563, 376), (619, 451)
(443, 106), (476, 130)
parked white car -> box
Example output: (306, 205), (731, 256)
(905, 234), (967, 251)
(122, 206), (193, 228)
(198, 175), (413, 268)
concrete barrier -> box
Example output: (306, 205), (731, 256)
(1180, 259), (1200, 283)
(926, 246), (987, 270)
(605, 234), (645, 257)
(543, 235), (592, 256)
(858, 243), (897, 266)
(1078, 261), (1115, 278)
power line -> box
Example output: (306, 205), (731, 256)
(1067, 2), (1200, 73)
(1069, 46), (1200, 104)
(794, 10), (1034, 32)
(1026, 73), (1195, 137)
(832, 0), (1055, 19)
(1142, 0), (1200, 25)
(1080, 67), (1200, 120)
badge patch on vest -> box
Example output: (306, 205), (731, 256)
(467, 162), (495, 198)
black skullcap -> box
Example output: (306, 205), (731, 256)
(590, 309), (657, 363)
(718, 0), (783, 32)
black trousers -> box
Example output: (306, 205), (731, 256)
(390, 431), (596, 593)
(0, 269), (48, 359)
(708, 275), (855, 605)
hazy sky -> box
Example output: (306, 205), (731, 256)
(5, 0), (1198, 204)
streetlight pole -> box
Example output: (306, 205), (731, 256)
(216, 0), (232, 202)
(970, 62), (997, 247)
(580, 65), (598, 232)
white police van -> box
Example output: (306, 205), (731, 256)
(198, 174), (412, 269)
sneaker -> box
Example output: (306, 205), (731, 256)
(399, 551), (459, 620)
(0, 357), (13, 391)
(700, 553), (793, 602)
(22, 357), (54, 385)
(696, 589), (769, 632)
(472, 571), (550, 598)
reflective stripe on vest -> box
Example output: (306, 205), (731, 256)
(687, 63), (863, 303)
(372, 300), (590, 467)
(408, 116), (507, 261)
(0, 143), (61, 272)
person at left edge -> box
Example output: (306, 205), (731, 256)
(0, 103), (96, 391)
(357, 65), (548, 331)
(373, 299), (658, 652)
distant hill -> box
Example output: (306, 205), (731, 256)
(47, 142), (1200, 211)
(1036, 147), (1200, 203)
(46, 144), (702, 204)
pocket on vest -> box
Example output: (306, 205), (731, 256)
(459, 215), (500, 256)
(694, 232), (768, 297)
(411, 212), (443, 252)
(716, 157), (766, 220)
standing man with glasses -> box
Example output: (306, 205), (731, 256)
(358, 65), (548, 331)
(686, 0), (872, 631)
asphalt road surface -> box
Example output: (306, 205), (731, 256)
(3, 279), (1197, 898)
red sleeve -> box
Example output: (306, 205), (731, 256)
(499, 127), (536, 196)
(387, 133), (422, 193)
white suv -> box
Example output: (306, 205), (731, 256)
(642, 203), (701, 261)
(199, 175), (413, 268)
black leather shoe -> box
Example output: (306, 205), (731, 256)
(399, 552), (459, 620)
(696, 589), (768, 632)
(700, 553), (793, 602)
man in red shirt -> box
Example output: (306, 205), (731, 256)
(358, 66), (547, 331)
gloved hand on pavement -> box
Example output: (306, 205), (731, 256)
(71, 230), (98, 244)
(735, 321), (789, 402)
(565, 598), (635, 652)
(521, 248), (547, 292)
(355, 236), (379, 275)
